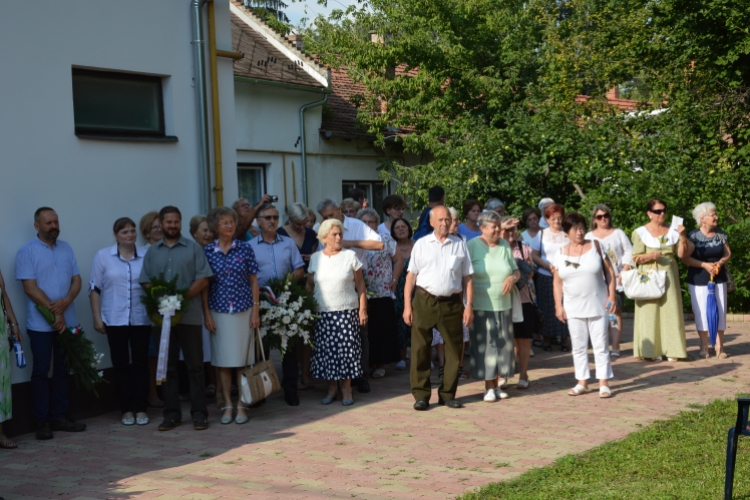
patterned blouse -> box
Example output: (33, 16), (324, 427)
(686, 228), (728, 286)
(363, 234), (397, 299)
(204, 239), (259, 313)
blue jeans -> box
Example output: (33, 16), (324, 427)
(27, 329), (70, 423)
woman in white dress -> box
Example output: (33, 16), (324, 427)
(585, 204), (633, 358)
(520, 207), (542, 245)
(531, 204), (570, 351)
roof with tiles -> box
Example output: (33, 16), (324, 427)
(230, 0), (327, 89)
(320, 66), (373, 139)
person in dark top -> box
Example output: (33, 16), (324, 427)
(347, 188), (368, 209)
(278, 203), (319, 273)
(413, 186), (445, 241)
(682, 202), (731, 359)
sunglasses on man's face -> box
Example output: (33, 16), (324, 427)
(650, 209), (667, 215)
(595, 214), (610, 220)
(260, 215), (280, 221)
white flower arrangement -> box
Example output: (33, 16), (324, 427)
(258, 276), (317, 357)
(158, 294), (183, 317)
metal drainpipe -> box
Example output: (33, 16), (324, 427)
(299, 94), (328, 206)
(191, 0), (211, 213)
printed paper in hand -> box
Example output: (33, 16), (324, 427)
(670, 216), (683, 230)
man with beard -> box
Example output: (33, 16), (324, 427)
(403, 205), (474, 411)
(139, 206), (213, 431)
(15, 207), (84, 440)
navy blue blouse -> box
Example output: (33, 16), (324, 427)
(204, 239), (259, 313)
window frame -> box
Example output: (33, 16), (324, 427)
(237, 163), (268, 204)
(72, 68), (168, 140)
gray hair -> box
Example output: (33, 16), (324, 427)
(538, 197), (555, 211)
(590, 203), (613, 231)
(317, 198), (338, 214)
(478, 210), (502, 228)
(317, 218), (344, 243)
(447, 206), (459, 219)
(256, 203), (277, 218)
(206, 206), (237, 232)
(692, 202), (717, 226)
(231, 198), (249, 211)
(287, 203), (310, 223)
(357, 208), (380, 224)
(485, 198), (505, 211)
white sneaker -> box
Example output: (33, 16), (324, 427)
(395, 360), (406, 370)
(517, 378), (530, 390)
(530, 348), (535, 357)
(495, 388), (509, 400)
(499, 378), (509, 389)
(483, 389), (497, 402)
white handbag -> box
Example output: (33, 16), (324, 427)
(511, 288), (524, 323)
(621, 263), (667, 300)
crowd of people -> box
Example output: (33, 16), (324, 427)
(0, 186), (733, 446)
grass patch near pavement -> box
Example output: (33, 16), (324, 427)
(461, 395), (750, 500)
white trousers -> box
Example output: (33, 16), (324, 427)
(689, 283), (727, 332)
(567, 316), (613, 381)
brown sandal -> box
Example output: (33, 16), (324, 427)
(0, 434), (17, 449)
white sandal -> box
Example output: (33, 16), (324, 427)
(599, 386), (612, 398)
(567, 384), (590, 396)
(220, 406), (234, 425)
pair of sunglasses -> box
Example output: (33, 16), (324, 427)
(595, 214), (610, 220)
(650, 209), (667, 215)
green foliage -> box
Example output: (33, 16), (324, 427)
(303, 0), (750, 309)
(460, 395), (750, 499)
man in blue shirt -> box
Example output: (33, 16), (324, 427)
(413, 186), (445, 241)
(15, 207), (85, 440)
(249, 204), (305, 406)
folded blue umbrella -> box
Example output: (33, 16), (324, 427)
(706, 278), (719, 346)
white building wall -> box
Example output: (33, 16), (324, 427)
(0, 1), (236, 383)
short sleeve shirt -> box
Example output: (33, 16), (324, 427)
(139, 236), (214, 325)
(89, 244), (149, 326)
(467, 238), (518, 312)
(687, 228), (728, 286)
(407, 233), (473, 296)
(204, 239), (260, 314)
(309, 249), (362, 312)
(15, 237), (80, 331)
(248, 233), (304, 287)
(364, 234), (397, 298)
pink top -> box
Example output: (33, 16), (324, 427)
(512, 241), (534, 304)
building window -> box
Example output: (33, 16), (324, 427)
(72, 68), (168, 139)
(341, 181), (389, 219)
(238, 164), (266, 205)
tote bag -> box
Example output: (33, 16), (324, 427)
(621, 264), (667, 300)
(240, 329), (281, 405)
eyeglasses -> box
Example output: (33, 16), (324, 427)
(650, 209), (667, 215)
(260, 215), (280, 221)
(595, 214), (610, 220)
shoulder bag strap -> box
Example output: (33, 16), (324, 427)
(539, 229), (545, 260)
(593, 240), (610, 285)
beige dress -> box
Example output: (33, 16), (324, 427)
(631, 227), (687, 359)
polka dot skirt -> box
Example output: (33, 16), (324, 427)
(311, 309), (363, 381)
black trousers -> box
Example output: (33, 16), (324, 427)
(155, 323), (207, 419)
(410, 292), (464, 402)
(105, 325), (151, 414)
(281, 343), (299, 396)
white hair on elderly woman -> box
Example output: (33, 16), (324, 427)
(478, 210), (502, 227)
(317, 218), (344, 243)
(356, 207), (380, 224)
(447, 206), (459, 220)
(692, 202), (717, 226)
(287, 202), (310, 223)
(485, 198), (505, 211)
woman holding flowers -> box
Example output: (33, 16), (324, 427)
(307, 218), (368, 406)
(89, 217), (151, 426)
(203, 206), (260, 425)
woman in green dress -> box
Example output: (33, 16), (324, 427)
(628, 199), (688, 361)
(0, 269), (23, 448)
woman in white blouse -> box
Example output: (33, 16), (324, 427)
(307, 219), (368, 406)
(89, 218), (151, 426)
(531, 204), (570, 351)
(585, 204), (633, 359)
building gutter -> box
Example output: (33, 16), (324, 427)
(299, 94), (328, 206)
(191, 0), (211, 213)
(234, 76), (331, 94)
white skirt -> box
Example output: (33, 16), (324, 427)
(689, 283), (727, 333)
(210, 309), (253, 367)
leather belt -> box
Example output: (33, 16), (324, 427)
(417, 286), (460, 302)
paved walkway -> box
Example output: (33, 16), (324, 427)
(2, 320), (749, 500)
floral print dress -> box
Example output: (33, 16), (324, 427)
(0, 286), (12, 422)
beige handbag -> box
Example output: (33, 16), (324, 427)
(240, 330), (281, 405)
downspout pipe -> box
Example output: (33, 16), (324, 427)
(191, 0), (211, 213)
(206, 0), (225, 207)
(299, 93), (328, 206)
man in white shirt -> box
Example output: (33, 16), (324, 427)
(403, 206), (474, 410)
(318, 198), (383, 393)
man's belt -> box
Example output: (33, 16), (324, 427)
(416, 286), (461, 302)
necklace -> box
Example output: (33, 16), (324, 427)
(564, 243), (585, 269)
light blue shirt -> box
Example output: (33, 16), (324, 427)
(89, 245), (149, 326)
(248, 233), (304, 287)
(15, 237), (80, 331)
(457, 223), (481, 241)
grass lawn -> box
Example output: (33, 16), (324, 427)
(461, 395), (750, 500)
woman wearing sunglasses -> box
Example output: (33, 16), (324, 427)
(585, 204), (633, 359)
(628, 199), (688, 362)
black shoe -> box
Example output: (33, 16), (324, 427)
(285, 392), (300, 406)
(158, 417), (182, 431)
(357, 378), (371, 393)
(193, 413), (209, 431)
(36, 422), (53, 440)
(438, 398), (464, 409)
(50, 416), (86, 432)
(413, 400), (429, 411)
(248, 398), (266, 408)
